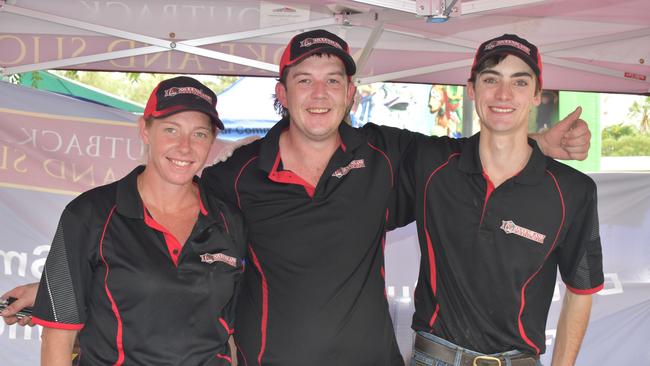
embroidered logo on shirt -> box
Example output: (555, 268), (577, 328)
(200, 252), (238, 267)
(332, 159), (366, 178)
(500, 220), (546, 244)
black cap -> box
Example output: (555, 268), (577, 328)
(279, 29), (356, 77)
(471, 34), (543, 88)
(143, 76), (224, 130)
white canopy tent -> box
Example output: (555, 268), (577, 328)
(1, 0), (649, 94)
(1, 2), (650, 365)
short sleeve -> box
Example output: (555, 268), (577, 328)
(32, 204), (97, 330)
(556, 180), (604, 294)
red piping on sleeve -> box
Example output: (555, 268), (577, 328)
(31, 317), (84, 330)
(99, 205), (126, 365)
(566, 283), (604, 295)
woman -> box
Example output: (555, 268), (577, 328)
(30, 76), (246, 365)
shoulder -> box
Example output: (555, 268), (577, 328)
(66, 180), (119, 217)
(204, 139), (262, 178)
(545, 158), (597, 199)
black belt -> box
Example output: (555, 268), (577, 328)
(414, 333), (539, 366)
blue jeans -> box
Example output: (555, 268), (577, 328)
(410, 332), (543, 366)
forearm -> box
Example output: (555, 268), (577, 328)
(551, 291), (593, 366)
(41, 327), (77, 366)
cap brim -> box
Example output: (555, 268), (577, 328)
(150, 105), (224, 130)
(290, 47), (356, 76)
(475, 49), (540, 78)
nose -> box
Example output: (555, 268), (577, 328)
(311, 80), (327, 98)
(177, 133), (192, 152)
(496, 82), (513, 100)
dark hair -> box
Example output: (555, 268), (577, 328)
(468, 54), (541, 94)
(273, 65), (290, 120)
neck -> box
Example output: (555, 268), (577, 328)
(137, 169), (198, 213)
(278, 127), (341, 187)
(479, 130), (532, 188)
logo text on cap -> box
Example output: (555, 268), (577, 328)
(299, 37), (343, 50)
(484, 40), (531, 55)
(164, 87), (213, 104)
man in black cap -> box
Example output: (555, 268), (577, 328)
(3, 31), (592, 366)
(395, 34), (603, 366)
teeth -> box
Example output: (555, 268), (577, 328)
(490, 107), (514, 113)
(307, 108), (329, 113)
(169, 159), (191, 167)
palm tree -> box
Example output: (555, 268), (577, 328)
(628, 96), (650, 133)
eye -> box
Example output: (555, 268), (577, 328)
(482, 77), (497, 85)
(327, 78), (341, 84)
(297, 78), (311, 84)
(514, 79), (529, 87)
(194, 131), (209, 139)
(163, 127), (177, 134)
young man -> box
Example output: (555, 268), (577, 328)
(3, 30), (592, 366)
(396, 34), (604, 366)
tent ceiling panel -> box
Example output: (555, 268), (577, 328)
(1, 0), (648, 94)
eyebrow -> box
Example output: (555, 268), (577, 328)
(290, 70), (346, 79)
(479, 69), (534, 78)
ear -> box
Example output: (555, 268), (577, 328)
(346, 82), (357, 106)
(138, 117), (150, 145)
(533, 89), (542, 107)
(467, 82), (476, 101)
(275, 82), (288, 108)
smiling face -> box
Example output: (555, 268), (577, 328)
(468, 54), (541, 137)
(275, 54), (356, 143)
(140, 110), (214, 186)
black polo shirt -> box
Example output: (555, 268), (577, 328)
(32, 165), (247, 366)
(394, 133), (604, 355)
(201, 118), (415, 366)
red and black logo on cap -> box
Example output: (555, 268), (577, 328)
(279, 29), (356, 77)
(144, 76), (224, 130)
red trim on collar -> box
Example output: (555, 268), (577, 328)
(143, 205), (182, 267)
(267, 151), (316, 198)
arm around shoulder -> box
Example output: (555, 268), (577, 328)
(532, 107), (591, 161)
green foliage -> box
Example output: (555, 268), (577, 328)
(627, 96), (650, 132)
(602, 123), (638, 140)
(602, 134), (650, 156)
(601, 123), (650, 156)
(29, 71), (43, 87)
(8, 73), (22, 84)
(50, 71), (238, 105)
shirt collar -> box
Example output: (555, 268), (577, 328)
(458, 132), (548, 185)
(257, 118), (365, 173)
